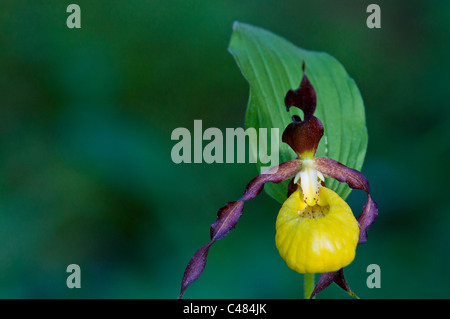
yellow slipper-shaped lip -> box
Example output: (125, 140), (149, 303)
(276, 187), (359, 274)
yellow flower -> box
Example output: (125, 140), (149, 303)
(276, 186), (359, 274)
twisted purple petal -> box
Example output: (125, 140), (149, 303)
(314, 157), (378, 244)
(179, 159), (302, 298)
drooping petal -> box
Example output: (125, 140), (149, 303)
(357, 195), (378, 244)
(178, 242), (213, 299)
(210, 201), (245, 241)
(314, 157), (378, 244)
(179, 159), (302, 298)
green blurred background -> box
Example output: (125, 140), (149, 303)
(0, 0), (448, 298)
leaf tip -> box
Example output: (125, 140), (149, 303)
(232, 20), (241, 31)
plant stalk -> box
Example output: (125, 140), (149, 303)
(304, 273), (315, 299)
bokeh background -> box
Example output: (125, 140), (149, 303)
(0, 0), (448, 298)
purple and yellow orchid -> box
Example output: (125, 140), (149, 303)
(179, 63), (378, 299)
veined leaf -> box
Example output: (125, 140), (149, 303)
(228, 22), (368, 203)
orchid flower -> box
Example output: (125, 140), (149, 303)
(179, 62), (378, 299)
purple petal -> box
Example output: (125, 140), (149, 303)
(314, 157), (378, 244)
(314, 157), (370, 191)
(178, 159), (302, 298)
(357, 194), (378, 244)
(241, 159), (303, 201)
(179, 243), (212, 299)
(210, 201), (244, 241)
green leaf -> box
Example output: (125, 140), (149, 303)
(228, 22), (368, 203)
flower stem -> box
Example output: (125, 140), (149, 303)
(304, 273), (315, 299)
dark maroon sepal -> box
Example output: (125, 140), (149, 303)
(285, 61), (317, 121)
(178, 159), (302, 298)
(283, 63), (324, 157)
(310, 269), (358, 299)
(282, 116), (324, 157)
